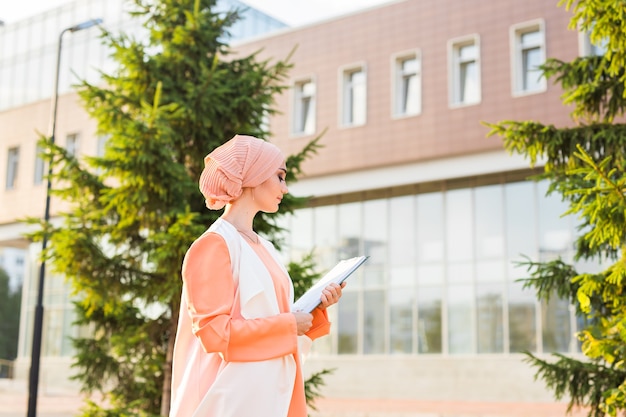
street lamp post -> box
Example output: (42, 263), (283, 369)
(27, 17), (102, 417)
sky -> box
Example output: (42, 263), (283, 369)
(0, 0), (395, 27)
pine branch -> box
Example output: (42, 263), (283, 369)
(525, 352), (626, 417)
(304, 368), (335, 412)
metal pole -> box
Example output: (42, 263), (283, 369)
(26, 18), (102, 417)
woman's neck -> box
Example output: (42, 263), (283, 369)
(221, 202), (256, 233)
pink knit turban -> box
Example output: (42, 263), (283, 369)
(199, 135), (285, 210)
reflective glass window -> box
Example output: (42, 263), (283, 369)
(477, 283), (504, 353)
(393, 53), (421, 117)
(416, 193), (444, 262)
(314, 205), (338, 270)
(338, 202), (361, 256)
(475, 185), (504, 259)
(451, 38), (480, 105)
(417, 264), (444, 286)
(342, 67), (366, 126)
(389, 288), (414, 354)
(448, 284), (475, 354)
(363, 290), (385, 354)
(293, 80), (316, 135)
(447, 262), (473, 285)
(537, 181), (573, 259)
(508, 277), (537, 352)
(541, 295), (572, 352)
(337, 291), (358, 354)
(34, 146), (45, 185)
(446, 189), (473, 261)
(389, 196), (415, 287)
(6, 147), (20, 189)
(289, 208), (313, 260)
(504, 181), (537, 261)
(417, 286), (443, 353)
(363, 199), (387, 288)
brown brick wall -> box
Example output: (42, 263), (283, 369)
(233, 0), (578, 178)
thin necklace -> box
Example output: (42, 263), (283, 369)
(236, 228), (259, 244)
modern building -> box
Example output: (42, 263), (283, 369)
(231, 0), (602, 413)
(0, 0), (286, 390)
(0, 0), (604, 414)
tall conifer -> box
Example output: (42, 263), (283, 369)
(487, 1), (626, 415)
(33, 0), (322, 414)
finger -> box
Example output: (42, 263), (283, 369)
(320, 290), (339, 307)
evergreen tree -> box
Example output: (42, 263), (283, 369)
(0, 267), (21, 363)
(30, 0), (324, 415)
(486, 1), (626, 415)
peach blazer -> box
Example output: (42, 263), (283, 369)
(170, 218), (330, 417)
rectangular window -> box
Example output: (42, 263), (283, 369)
(449, 35), (481, 106)
(579, 30), (608, 57)
(476, 283), (504, 353)
(96, 135), (108, 157)
(340, 65), (367, 127)
(95, 135), (109, 174)
(417, 286), (443, 353)
(337, 291), (359, 354)
(66, 133), (79, 156)
(389, 288), (413, 353)
(34, 145), (45, 185)
(448, 284), (475, 354)
(292, 79), (316, 135)
(508, 278), (537, 352)
(364, 290), (385, 354)
(541, 295), (572, 353)
(6, 147), (20, 190)
(392, 51), (421, 117)
(511, 21), (547, 95)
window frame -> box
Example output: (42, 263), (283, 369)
(391, 49), (422, 119)
(448, 34), (481, 108)
(291, 76), (317, 137)
(65, 132), (80, 156)
(510, 19), (547, 97)
(6, 146), (20, 190)
(338, 62), (367, 128)
(578, 26), (608, 57)
(34, 145), (45, 185)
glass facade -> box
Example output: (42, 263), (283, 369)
(282, 179), (587, 356)
(0, 0), (286, 112)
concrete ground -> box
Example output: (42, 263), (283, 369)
(309, 398), (590, 417)
(0, 379), (84, 417)
(1, 378), (590, 417)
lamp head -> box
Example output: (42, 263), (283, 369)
(69, 18), (103, 32)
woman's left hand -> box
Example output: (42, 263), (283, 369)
(319, 282), (346, 309)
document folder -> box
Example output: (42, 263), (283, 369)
(292, 255), (369, 313)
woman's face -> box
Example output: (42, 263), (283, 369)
(254, 165), (289, 213)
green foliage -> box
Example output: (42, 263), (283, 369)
(559, 0), (626, 94)
(486, 0), (626, 415)
(26, 0), (324, 415)
(524, 352), (626, 417)
(289, 251), (323, 300)
(304, 368), (335, 413)
(0, 267), (21, 362)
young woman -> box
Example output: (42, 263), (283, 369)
(170, 135), (344, 417)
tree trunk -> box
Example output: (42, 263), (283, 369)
(160, 310), (178, 416)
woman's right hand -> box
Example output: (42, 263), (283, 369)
(292, 311), (313, 335)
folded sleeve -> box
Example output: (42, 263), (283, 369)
(305, 306), (331, 340)
(182, 232), (298, 362)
